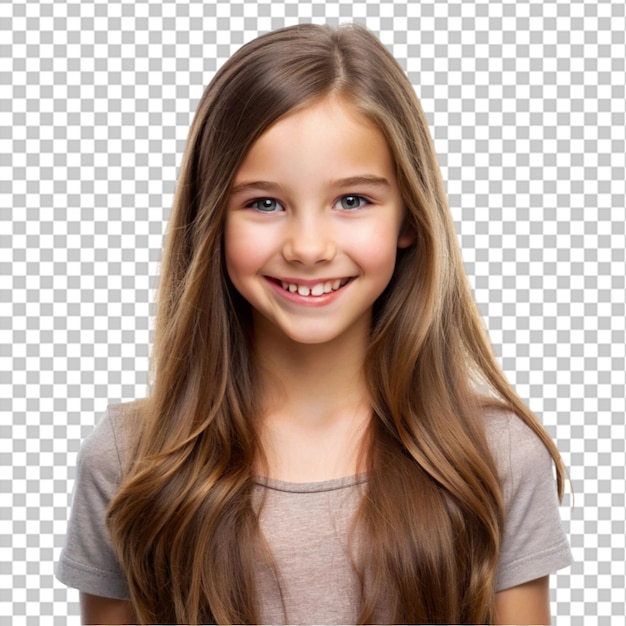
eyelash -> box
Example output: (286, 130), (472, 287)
(246, 195), (371, 213)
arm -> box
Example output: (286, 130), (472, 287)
(80, 592), (138, 625)
(493, 575), (551, 625)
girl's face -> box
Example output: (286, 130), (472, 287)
(224, 95), (413, 347)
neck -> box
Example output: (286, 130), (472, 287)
(253, 323), (370, 425)
(251, 317), (373, 481)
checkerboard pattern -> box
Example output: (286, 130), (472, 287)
(2, 0), (625, 623)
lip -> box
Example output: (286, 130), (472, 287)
(264, 276), (354, 306)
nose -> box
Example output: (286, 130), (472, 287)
(282, 213), (336, 265)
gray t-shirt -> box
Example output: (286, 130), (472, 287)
(55, 403), (573, 623)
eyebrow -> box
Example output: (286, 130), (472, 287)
(230, 175), (391, 196)
(330, 175), (391, 190)
(230, 180), (283, 196)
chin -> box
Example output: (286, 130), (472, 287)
(284, 332), (339, 346)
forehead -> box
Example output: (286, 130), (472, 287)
(232, 96), (396, 188)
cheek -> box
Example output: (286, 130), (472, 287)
(345, 222), (400, 279)
(224, 218), (271, 283)
(224, 221), (249, 282)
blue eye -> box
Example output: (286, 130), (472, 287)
(337, 195), (369, 210)
(248, 198), (284, 212)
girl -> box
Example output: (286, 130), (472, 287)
(56, 23), (572, 624)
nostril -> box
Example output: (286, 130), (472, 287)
(282, 234), (336, 264)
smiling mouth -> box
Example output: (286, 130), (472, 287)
(268, 277), (354, 297)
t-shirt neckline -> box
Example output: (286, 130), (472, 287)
(254, 473), (367, 493)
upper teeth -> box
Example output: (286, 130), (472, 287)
(280, 279), (346, 297)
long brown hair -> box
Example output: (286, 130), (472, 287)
(107, 23), (565, 624)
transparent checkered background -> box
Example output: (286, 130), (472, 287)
(2, 0), (625, 623)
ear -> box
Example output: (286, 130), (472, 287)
(397, 223), (416, 249)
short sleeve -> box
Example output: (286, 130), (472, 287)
(486, 411), (573, 591)
(55, 405), (130, 599)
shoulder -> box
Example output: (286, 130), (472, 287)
(55, 401), (143, 599)
(78, 400), (144, 483)
(483, 407), (556, 501)
(483, 406), (549, 456)
(482, 407), (573, 589)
